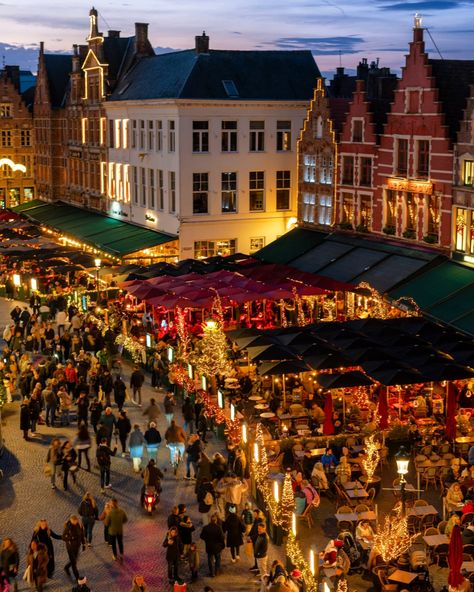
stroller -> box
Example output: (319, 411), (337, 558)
(339, 530), (365, 574)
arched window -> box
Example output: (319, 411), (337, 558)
(315, 116), (323, 139)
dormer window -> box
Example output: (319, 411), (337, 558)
(352, 119), (363, 142)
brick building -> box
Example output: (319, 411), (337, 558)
(0, 66), (36, 208)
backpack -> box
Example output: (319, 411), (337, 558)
(96, 446), (110, 466)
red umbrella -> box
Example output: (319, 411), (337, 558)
(448, 524), (465, 589)
(378, 386), (389, 429)
(323, 393), (335, 435)
(446, 382), (458, 440)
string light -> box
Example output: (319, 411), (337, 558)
(373, 506), (416, 562)
(279, 471), (295, 531)
(175, 306), (190, 362)
(362, 433), (380, 485)
(286, 532), (318, 592)
(115, 334), (146, 364)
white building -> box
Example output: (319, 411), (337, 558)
(105, 33), (320, 260)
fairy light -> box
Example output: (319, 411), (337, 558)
(309, 549), (315, 576)
(292, 512), (297, 537)
(273, 480), (280, 503)
(362, 433), (380, 485)
(373, 506), (416, 562)
(280, 471), (295, 531)
(286, 532), (318, 592)
(253, 442), (259, 463)
(175, 306), (190, 361)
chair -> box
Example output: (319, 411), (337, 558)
(420, 513), (437, 530)
(430, 454), (440, 462)
(337, 505), (353, 514)
(298, 500), (317, 528)
(355, 503), (370, 513)
(463, 553), (472, 562)
(421, 445), (432, 456)
(438, 520), (447, 534)
(407, 514), (421, 535)
(432, 543), (449, 567)
(415, 454), (428, 464)
(439, 443), (451, 455)
(423, 527), (439, 536)
(437, 466), (450, 489)
(422, 466), (438, 490)
(443, 452), (455, 461)
(366, 487), (376, 509)
(463, 544), (474, 558)
(372, 567), (398, 592)
(413, 499), (429, 507)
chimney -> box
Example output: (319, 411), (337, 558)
(72, 44), (80, 73)
(195, 31), (209, 54)
(5, 65), (20, 90)
(135, 22), (149, 55)
(413, 13), (424, 42)
(108, 30), (120, 38)
(39, 41), (44, 55)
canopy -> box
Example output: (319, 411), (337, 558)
(317, 371), (373, 389)
(258, 360), (311, 376)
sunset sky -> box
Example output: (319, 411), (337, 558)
(2, 0), (474, 75)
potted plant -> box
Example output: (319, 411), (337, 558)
(382, 225), (396, 235)
(402, 228), (416, 239)
(356, 224), (369, 233)
(422, 234), (438, 244)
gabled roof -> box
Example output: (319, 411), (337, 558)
(328, 97), (350, 135)
(43, 54), (72, 108)
(429, 59), (474, 142)
(103, 35), (135, 84)
(110, 49), (320, 102)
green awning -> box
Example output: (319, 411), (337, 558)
(10, 199), (45, 213)
(255, 227), (328, 264)
(14, 200), (177, 257)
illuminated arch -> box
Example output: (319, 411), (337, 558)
(0, 158), (26, 173)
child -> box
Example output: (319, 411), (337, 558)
(187, 542), (199, 582)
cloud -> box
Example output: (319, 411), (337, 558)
(379, 1), (461, 10)
(271, 35), (364, 55)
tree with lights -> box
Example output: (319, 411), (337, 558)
(175, 307), (190, 362)
(279, 470), (296, 531)
(362, 433), (380, 485)
(373, 506), (415, 562)
(190, 318), (232, 391)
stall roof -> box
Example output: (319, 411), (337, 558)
(11, 201), (176, 257)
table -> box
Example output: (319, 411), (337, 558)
(255, 403), (269, 410)
(456, 436), (474, 444)
(462, 561), (474, 573)
(249, 395), (263, 401)
(260, 412), (276, 418)
(423, 533), (449, 547)
(417, 459), (448, 468)
(388, 570), (418, 585)
(343, 481), (364, 490)
(409, 504), (438, 517)
(345, 488), (369, 499)
(393, 483), (416, 492)
(335, 510), (377, 522)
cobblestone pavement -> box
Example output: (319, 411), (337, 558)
(0, 298), (283, 592)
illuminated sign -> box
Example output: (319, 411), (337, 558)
(145, 214), (156, 222)
(387, 177), (433, 195)
(0, 158), (26, 173)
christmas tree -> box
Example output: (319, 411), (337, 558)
(279, 470), (296, 531)
(191, 319), (232, 379)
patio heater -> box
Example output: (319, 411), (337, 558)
(395, 445), (410, 516)
(94, 258), (101, 301)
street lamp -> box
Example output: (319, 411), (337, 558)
(395, 445), (410, 516)
(94, 258), (101, 302)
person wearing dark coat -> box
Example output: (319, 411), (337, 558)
(130, 365), (145, 406)
(116, 411), (132, 455)
(20, 398), (31, 440)
(200, 515), (225, 577)
(210, 453), (227, 481)
(99, 370), (114, 407)
(223, 505), (246, 561)
(62, 516), (85, 581)
(89, 399), (103, 433)
(197, 479), (215, 523)
(26, 540), (49, 592)
(31, 520), (62, 578)
(113, 377), (127, 412)
(0, 537), (19, 589)
(76, 392), (89, 425)
(162, 527), (183, 583)
(195, 452), (213, 495)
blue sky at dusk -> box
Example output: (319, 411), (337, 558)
(1, 0), (474, 74)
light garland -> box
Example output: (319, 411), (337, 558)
(115, 334), (146, 364)
(286, 532), (318, 592)
(175, 307), (190, 362)
(292, 287), (307, 326)
(278, 299), (288, 328)
(279, 471), (295, 531)
(373, 506), (416, 562)
(362, 433), (380, 484)
(351, 386), (370, 409)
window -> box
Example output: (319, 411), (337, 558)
(249, 171), (265, 211)
(352, 120), (363, 142)
(416, 140), (430, 178)
(222, 80), (239, 98)
(194, 239), (236, 259)
(386, 190), (396, 227)
(277, 120), (291, 151)
(1, 130), (12, 147)
(169, 171), (176, 213)
(157, 169), (164, 210)
(221, 172), (237, 213)
(250, 237), (265, 253)
(139, 120), (145, 150)
(168, 120), (175, 152)
(249, 121), (264, 152)
(304, 155), (315, 183)
(193, 172), (208, 214)
(405, 192), (416, 230)
(407, 90), (420, 114)
(359, 157), (372, 187)
(221, 121), (237, 152)
(122, 119), (129, 149)
(341, 193), (353, 224)
(192, 121), (209, 153)
(20, 130), (31, 147)
(318, 195), (332, 225)
(315, 116), (323, 139)
(147, 121), (155, 151)
(342, 156), (354, 184)
(426, 195), (439, 237)
(396, 139), (408, 176)
(132, 166), (138, 205)
(114, 119), (121, 149)
(463, 160), (474, 185)
(156, 120), (162, 152)
(148, 169), (155, 209)
(359, 195), (371, 228)
(0, 104), (12, 118)
(320, 155), (333, 185)
(302, 192), (316, 224)
(131, 120), (137, 149)
(140, 167), (146, 207)
(455, 207), (474, 253)
(276, 170), (291, 210)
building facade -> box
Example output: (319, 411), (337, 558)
(106, 34), (320, 259)
(0, 66), (36, 208)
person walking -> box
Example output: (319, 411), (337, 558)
(164, 419), (186, 465)
(28, 392), (42, 436)
(74, 422), (92, 472)
(113, 376), (127, 412)
(129, 424), (146, 473)
(182, 396), (195, 434)
(185, 434), (202, 480)
(130, 365), (145, 406)
(99, 406), (117, 446)
(26, 540), (49, 592)
(99, 499), (114, 546)
(248, 510), (265, 572)
(61, 440), (78, 491)
(46, 438), (63, 490)
(42, 380), (57, 427)
(31, 519), (61, 579)
(89, 398), (103, 434)
(76, 392), (89, 425)
(0, 537), (19, 592)
(104, 498), (128, 562)
(162, 526), (183, 583)
(144, 422), (162, 462)
(99, 369), (114, 408)
(58, 387), (73, 426)
(200, 514), (225, 578)
(197, 478), (215, 525)
(223, 505), (246, 563)
(96, 438), (117, 492)
(20, 398), (31, 440)
(72, 575), (91, 592)
(62, 515), (85, 581)
(78, 492), (99, 546)
(253, 523), (269, 581)
(130, 574), (148, 592)
(116, 410), (132, 456)
(164, 392), (175, 425)
(142, 397), (160, 424)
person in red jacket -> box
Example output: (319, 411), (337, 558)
(65, 362), (78, 399)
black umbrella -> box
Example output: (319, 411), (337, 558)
(235, 334), (278, 349)
(369, 366), (425, 386)
(258, 360), (311, 376)
(247, 343), (298, 362)
(317, 371), (373, 389)
(306, 351), (352, 370)
(418, 364), (474, 382)
(349, 347), (395, 364)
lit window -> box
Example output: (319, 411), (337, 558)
(250, 237), (265, 253)
(276, 120), (291, 151)
(276, 170), (290, 210)
(221, 172), (237, 213)
(249, 171), (265, 211)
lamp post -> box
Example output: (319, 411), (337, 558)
(395, 445), (410, 516)
(94, 258), (101, 302)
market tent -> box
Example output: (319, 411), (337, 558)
(317, 371), (373, 389)
(258, 360), (311, 376)
(369, 367), (425, 386)
(247, 344), (299, 362)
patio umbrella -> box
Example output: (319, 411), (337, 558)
(257, 360), (310, 376)
(234, 334), (277, 349)
(323, 393), (335, 435)
(305, 350), (352, 370)
(446, 382), (458, 440)
(247, 344), (298, 362)
(448, 525), (464, 589)
(419, 363), (474, 382)
(317, 371), (373, 389)
(377, 386), (389, 429)
(369, 366), (425, 386)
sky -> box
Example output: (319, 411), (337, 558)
(1, 0), (474, 76)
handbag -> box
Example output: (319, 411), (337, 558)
(69, 464), (79, 473)
(22, 565), (33, 584)
(43, 463), (52, 478)
(203, 491), (213, 506)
